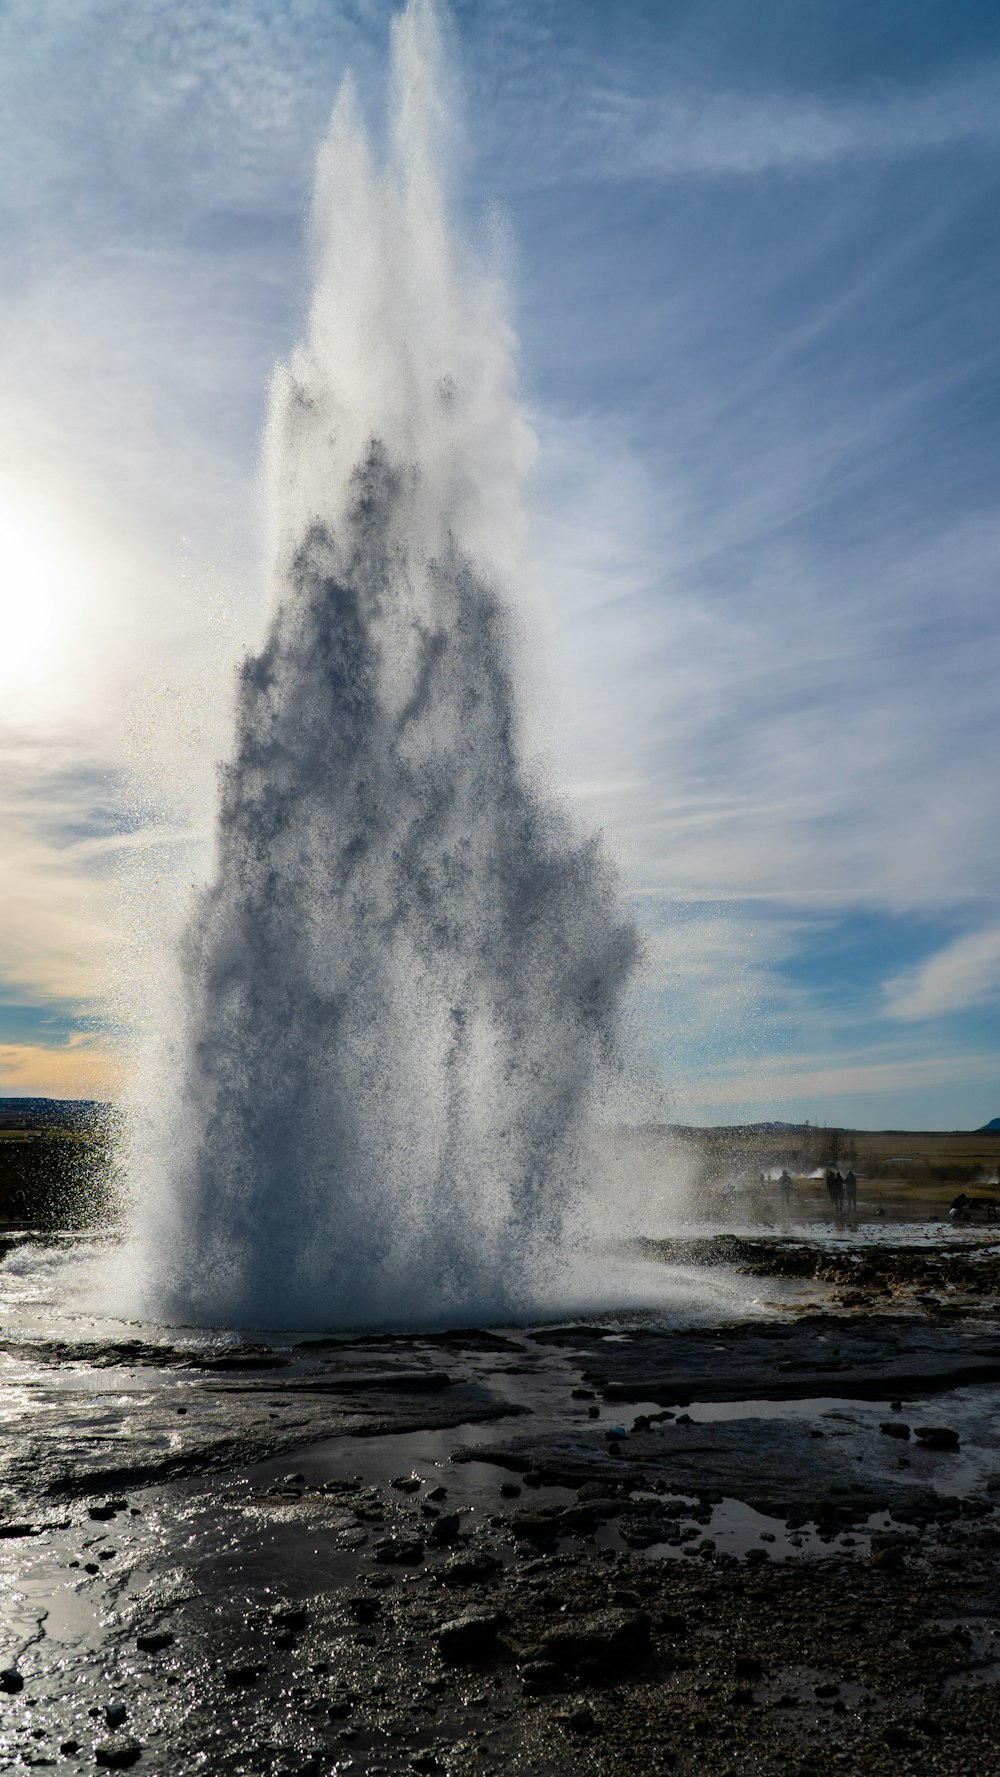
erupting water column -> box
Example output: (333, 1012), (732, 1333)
(134, 0), (638, 1330)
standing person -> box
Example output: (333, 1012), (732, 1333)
(832, 1171), (845, 1211)
(779, 1169), (793, 1211)
(845, 1169), (857, 1210)
(826, 1169), (837, 1207)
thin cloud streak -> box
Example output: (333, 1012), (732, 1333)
(886, 929), (1000, 1022)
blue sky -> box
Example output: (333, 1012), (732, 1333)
(0, 0), (998, 1126)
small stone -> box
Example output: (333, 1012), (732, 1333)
(223, 1662), (265, 1686)
(94, 1739), (142, 1769)
(105, 1703), (127, 1728)
(914, 1426), (960, 1451)
(373, 1537), (424, 1566)
(879, 1422), (910, 1440)
(0, 1668), (24, 1693)
(520, 1658), (560, 1694)
(425, 1486), (448, 1502)
(428, 1512), (461, 1545)
(542, 1609), (651, 1673)
(136, 1630), (174, 1653)
(391, 1474), (422, 1493)
(734, 1655), (763, 1680)
(272, 1602), (308, 1632)
(60, 1742), (79, 1756)
(439, 1552), (502, 1584)
(437, 1611), (505, 1664)
(499, 1482), (521, 1498)
(556, 1702), (600, 1734)
(346, 1595), (380, 1623)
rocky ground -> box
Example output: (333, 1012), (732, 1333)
(4, 1230), (1000, 1774)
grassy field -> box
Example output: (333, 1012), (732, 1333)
(1, 1104), (998, 1229)
(606, 1122), (1000, 1226)
(0, 1107), (117, 1226)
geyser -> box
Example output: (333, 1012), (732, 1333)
(132, 0), (638, 1330)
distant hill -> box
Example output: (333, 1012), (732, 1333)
(976, 1118), (1000, 1132)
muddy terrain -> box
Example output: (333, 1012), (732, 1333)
(4, 1229), (1000, 1773)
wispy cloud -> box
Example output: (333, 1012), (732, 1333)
(0, 1035), (123, 1100)
(886, 929), (1000, 1021)
(594, 66), (1000, 183)
(689, 1043), (1000, 1112)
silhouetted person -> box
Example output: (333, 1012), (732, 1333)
(845, 1169), (857, 1210)
(832, 1171), (845, 1211)
(826, 1169), (837, 1207)
(779, 1169), (793, 1210)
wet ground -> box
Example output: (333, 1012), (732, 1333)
(4, 1226), (1000, 1773)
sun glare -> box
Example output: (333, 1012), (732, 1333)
(0, 479), (93, 716)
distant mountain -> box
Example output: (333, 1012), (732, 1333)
(976, 1118), (1000, 1132)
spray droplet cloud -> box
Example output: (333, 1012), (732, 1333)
(129, 0), (639, 1331)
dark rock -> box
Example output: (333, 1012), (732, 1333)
(425, 1485), (448, 1502)
(391, 1474), (422, 1492)
(499, 1481), (521, 1498)
(541, 1609), (651, 1674)
(734, 1654), (763, 1680)
(59, 1743), (79, 1756)
(88, 1503), (117, 1521)
(326, 1692), (357, 1720)
(870, 1547), (905, 1572)
(373, 1537), (424, 1566)
(136, 1630), (174, 1653)
(94, 1740), (142, 1769)
(880, 1422), (910, 1440)
(105, 1703), (127, 1728)
(346, 1595), (380, 1624)
(914, 1426), (960, 1450)
(223, 1662), (265, 1686)
(427, 1512), (461, 1545)
(0, 1522), (36, 1538)
(520, 1658), (562, 1694)
(437, 1611), (505, 1663)
(559, 1505), (598, 1535)
(511, 1508), (561, 1544)
(556, 1702), (600, 1733)
(272, 1603), (308, 1632)
(438, 1552), (502, 1585)
(0, 1668), (24, 1693)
